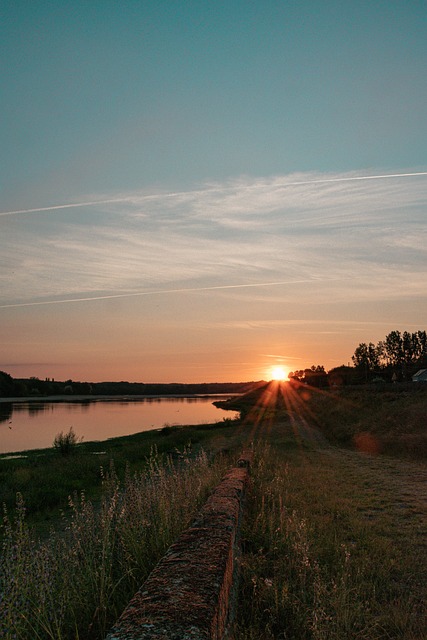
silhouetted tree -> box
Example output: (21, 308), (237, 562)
(352, 329), (427, 381)
(0, 371), (15, 396)
(289, 365), (327, 387)
(382, 331), (404, 367)
(352, 342), (382, 380)
(0, 370), (26, 397)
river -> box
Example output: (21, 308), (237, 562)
(0, 396), (238, 454)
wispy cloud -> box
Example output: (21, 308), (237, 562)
(1, 169), (426, 308)
(1, 170), (426, 217)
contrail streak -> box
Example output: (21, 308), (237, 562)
(0, 198), (130, 217)
(1, 171), (426, 217)
(278, 171), (427, 187)
(0, 278), (339, 309)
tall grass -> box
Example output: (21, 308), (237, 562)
(233, 441), (426, 639)
(0, 447), (229, 640)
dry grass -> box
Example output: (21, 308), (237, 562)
(232, 415), (427, 639)
(0, 447), (230, 640)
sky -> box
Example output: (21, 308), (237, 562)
(1, 0), (426, 383)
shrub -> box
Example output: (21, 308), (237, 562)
(53, 427), (82, 456)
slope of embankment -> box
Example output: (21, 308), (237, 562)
(216, 380), (427, 460)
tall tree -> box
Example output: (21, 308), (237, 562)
(383, 330), (403, 367)
(352, 342), (381, 374)
(412, 330), (427, 364)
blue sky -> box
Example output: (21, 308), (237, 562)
(1, 1), (426, 382)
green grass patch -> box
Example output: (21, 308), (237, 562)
(0, 418), (242, 532)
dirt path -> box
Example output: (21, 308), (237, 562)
(340, 451), (427, 517)
(295, 413), (427, 522)
(328, 447), (427, 515)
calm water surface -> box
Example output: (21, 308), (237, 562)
(0, 397), (238, 454)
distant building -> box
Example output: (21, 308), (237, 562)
(412, 369), (427, 382)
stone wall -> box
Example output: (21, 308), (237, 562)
(106, 452), (252, 640)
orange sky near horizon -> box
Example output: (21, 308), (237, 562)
(1, 285), (404, 384)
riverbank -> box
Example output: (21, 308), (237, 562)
(0, 415), (243, 531)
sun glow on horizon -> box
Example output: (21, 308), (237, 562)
(270, 366), (288, 381)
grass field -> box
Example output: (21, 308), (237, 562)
(232, 423), (426, 638)
(1, 383), (426, 639)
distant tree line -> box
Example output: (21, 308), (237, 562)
(0, 371), (264, 399)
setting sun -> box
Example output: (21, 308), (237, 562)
(270, 366), (288, 381)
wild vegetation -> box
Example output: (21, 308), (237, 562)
(0, 419), (241, 532)
(0, 446), (232, 639)
(53, 427), (83, 456)
(233, 436), (426, 639)
(300, 384), (427, 459)
(1, 383), (426, 639)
